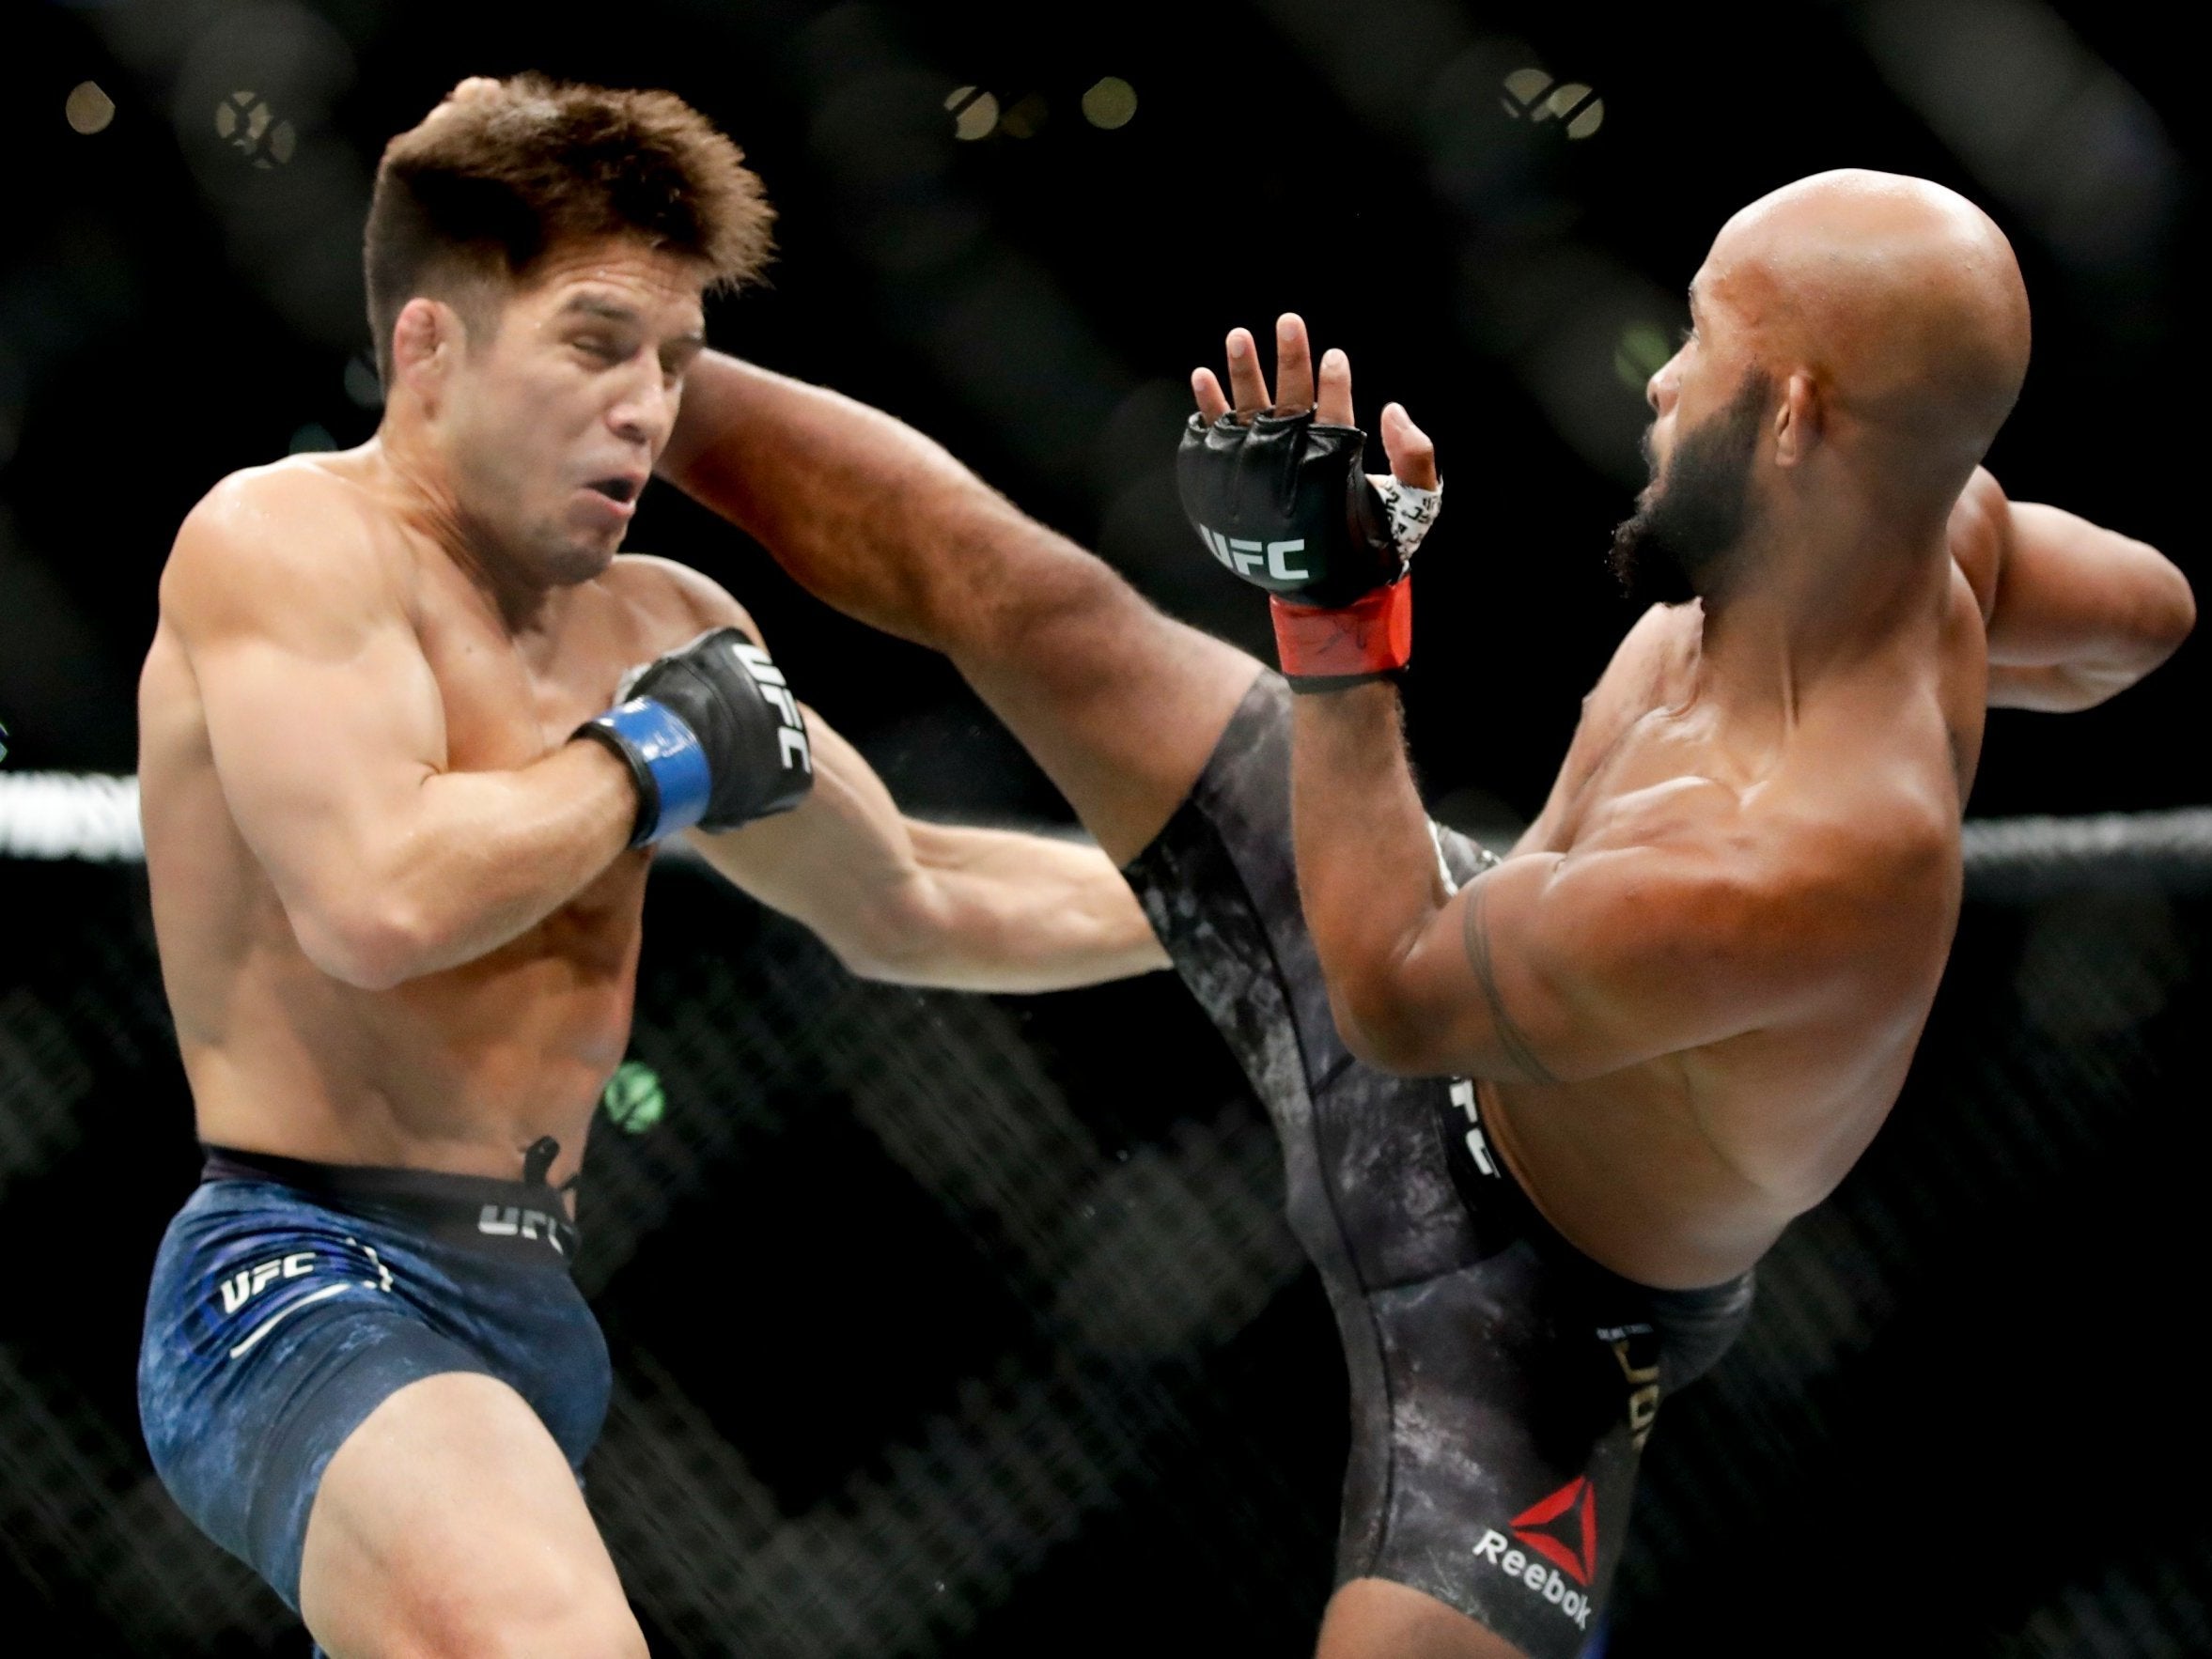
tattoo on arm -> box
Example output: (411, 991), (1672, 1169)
(1460, 876), (1561, 1085)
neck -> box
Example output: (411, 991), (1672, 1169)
(1690, 488), (1951, 729)
(369, 411), (559, 635)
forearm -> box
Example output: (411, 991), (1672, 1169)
(1289, 684), (1456, 1063)
(661, 352), (1027, 643)
(863, 823), (1168, 993)
(304, 742), (634, 987)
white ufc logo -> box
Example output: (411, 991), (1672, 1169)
(731, 641), (814, 774)
(1195, 524), (1310, 582)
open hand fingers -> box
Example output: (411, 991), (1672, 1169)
(1273, 315), (1316, 411)
(1316, 347), (1355, 426)
(1224, 327), (1272, 413)
(1192, 367), (1231, 424)
(1380, 402), (1439, 489)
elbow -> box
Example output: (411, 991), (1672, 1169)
(818, 880), (946, 986)
(2146, 557), (2198, 662)
(1325, 974), (1435, 1078)
(292, 896), (439, 991)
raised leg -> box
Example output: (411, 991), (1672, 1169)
(298, 1372), (644, 1659)
(663, 354), (1261, 861)
(1317, 1577), (1533, 1659)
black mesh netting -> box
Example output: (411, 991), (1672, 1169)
(1, 829), (2206, 1657)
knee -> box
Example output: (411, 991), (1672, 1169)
(414, 1588), (646, 1659)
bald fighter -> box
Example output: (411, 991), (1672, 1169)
(657, 170), (2193, 1656)
(134, 77), (1163, 1656)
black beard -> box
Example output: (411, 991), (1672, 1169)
(1609, 369), (1773, 607)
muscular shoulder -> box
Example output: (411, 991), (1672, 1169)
(1946, 467), (2009, 624)
(163, 457), (397, 644)
(602, 552), (761, 649)
(1573, 775), (1952, 989)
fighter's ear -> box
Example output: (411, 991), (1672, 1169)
(1772, 371), (1820, 468)
(390, 297), (460, 407)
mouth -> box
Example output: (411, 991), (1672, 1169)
(584, 476), (642, 506)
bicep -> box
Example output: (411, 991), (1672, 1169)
(168, 501), (444, 905)
(1374, 844), (1784, 1082)
(1978, 497), (2192, 698)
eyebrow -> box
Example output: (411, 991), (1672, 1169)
(558, 293), (706, 349)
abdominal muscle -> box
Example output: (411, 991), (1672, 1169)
(144, 657), (645, 1195)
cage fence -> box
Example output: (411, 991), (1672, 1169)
(0, 796), (2207, 1656)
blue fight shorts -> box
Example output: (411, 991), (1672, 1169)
(137, 1147), (611, 1611)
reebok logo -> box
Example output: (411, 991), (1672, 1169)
(1472, 1477), (1598, 1630)
(732, 641), (813, 774)
(1192, 523), (1311, 584)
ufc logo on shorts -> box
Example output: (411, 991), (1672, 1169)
(1450, 1078), (1498, 1177)
(218, 1252), (316, 1314)
(731, 641), (813, 774)
(1194, 524), (1311, 583)
(478, 1205), (569, 1254)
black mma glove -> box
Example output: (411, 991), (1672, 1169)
(573, 627), (814, 847)
(1176, 409), (1440, 689)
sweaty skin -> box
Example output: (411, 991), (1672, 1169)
(139, 240), (1162, 1196)
(1259, 171), (2191, 1288)
(657, 170), (2190, 1659)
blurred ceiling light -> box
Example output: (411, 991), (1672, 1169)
(342, 355), (383, 409)
(65, 82), (116, 135)
(1082, 77), (1138, 130)
(214, 90), (294, 167)
(288, 423), (335, 454)
(1499, 69), (1602, 139)
(1613, 321), (1673, 390)
(999, 93), (1048, 140)
(945, 85), (999, 141)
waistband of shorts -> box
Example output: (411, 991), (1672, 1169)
(198, 1145), (580, 1266)
(1442, 1092), (1752, 1320)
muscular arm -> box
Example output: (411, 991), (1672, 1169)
(1292, 683), (1855, 1081)
(684, 715), (1166, 991)
(166, 470), (635, 990)
(640, 555), (1167, 992)
(1951, 469), (2195, 711)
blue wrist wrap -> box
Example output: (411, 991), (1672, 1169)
(589, 698), (713, 845)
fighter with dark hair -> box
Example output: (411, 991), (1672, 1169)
(135, 77), (1164, 1654)
(659, 170), (2194, 1656)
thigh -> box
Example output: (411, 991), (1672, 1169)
(1317, 1577), (1531, 1659)
(299, 1371), (643, 1659)
(941, 516), (1263, 863)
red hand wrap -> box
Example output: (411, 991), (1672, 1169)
(1270, 581), (1413, 682)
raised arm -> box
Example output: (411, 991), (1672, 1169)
(684, 713), (1166, 992)
(1290, 684), (1862, 1081)
(631, 555), (1168, 993)
(164, 468), (635, 989)
(1949, 468), (2195, 711)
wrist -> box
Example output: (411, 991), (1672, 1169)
(572, 698), (712, 847)
(1270, 579), (1413, 690)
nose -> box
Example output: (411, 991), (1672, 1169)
(1645, 350), (1682, 417)
(608, 365), (678, 451)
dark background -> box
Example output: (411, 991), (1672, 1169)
(2, 1), (2205, 1654)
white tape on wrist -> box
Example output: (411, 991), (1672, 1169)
(1369, 474), (1442, 561)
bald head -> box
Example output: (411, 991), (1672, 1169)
(1698, 170), (2030, 500)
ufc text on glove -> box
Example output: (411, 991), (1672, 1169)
(1176, 410), (1440, 690)
(573, 627), (814, 848)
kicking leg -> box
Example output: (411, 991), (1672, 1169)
(298, 1372), (644, 1658)
(1318, 1578), (1532, 1659)
(662, 352), (1261, 861)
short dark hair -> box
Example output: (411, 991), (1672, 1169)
(364, 75), (773, 381)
